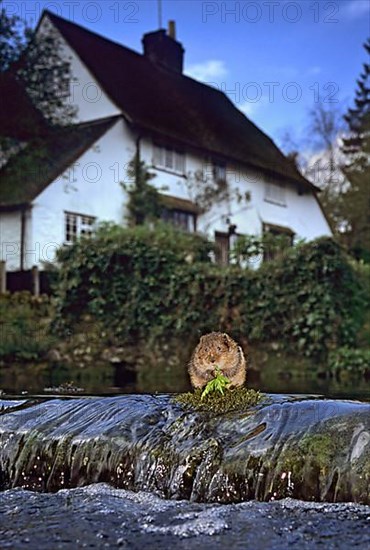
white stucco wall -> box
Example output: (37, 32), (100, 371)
(30, 118), (135, 268)
(0, 209), (33, 271)
(225, 167), (332, 241)
(0, 211), (22, 271)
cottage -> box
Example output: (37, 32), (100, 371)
(0, 10), (331, 272)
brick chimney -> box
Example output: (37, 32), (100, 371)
(142, 21), (184, 73)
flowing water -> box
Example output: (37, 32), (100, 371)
(1, 357), (369, 549)
(1, 394), (369, 501)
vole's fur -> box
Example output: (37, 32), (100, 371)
(188, 332), (246, 389)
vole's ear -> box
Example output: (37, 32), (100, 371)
(223, 333), (230, 347)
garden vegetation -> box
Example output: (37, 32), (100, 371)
(52, 224), (368, 362)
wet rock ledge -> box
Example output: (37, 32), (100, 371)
(0, 394), (369, 504)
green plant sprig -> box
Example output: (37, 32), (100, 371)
(201, 366), (231, 400)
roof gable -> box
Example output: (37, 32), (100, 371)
(43, 11), (316, 191)
(0, 116), (119, 208)
(0, 73), (48, 140)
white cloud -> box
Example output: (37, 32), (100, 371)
(305, 66), (321, 76)
(238, 100), (262, 118)
(342, 0), (369, 19)
(185, 60), (228, 82)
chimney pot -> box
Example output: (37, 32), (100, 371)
(168, 20), (176, 39)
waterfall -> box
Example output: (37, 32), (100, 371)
(0, 394), (369, 504)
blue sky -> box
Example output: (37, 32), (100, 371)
(5, 0), (369, 150)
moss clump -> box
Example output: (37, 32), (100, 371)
(173, 387), (263, 414)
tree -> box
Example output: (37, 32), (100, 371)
(0, 1), (26, 71)
(0, 0), (75, 182)
(304, 103), (346, 232)
(278, 104), (346, 234)
(340, 38), (370, 261)
(121, 152), (162, 226)
(0, 0), (75, 126)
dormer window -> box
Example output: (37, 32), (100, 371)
(153, 143), (185, 174)
(213, 161), (226, 183)
(264, 181), (286, 206)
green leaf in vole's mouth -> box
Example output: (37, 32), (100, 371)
(201, 366), (231, 400)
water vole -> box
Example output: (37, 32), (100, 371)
(188, 332), (246, 389)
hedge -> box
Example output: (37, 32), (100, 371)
(52, 224), (366, 360)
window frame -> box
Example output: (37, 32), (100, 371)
(264, 181), (287, 207)
(161, 207), (197, 232)
(64, 211), (96, 244)
(152, 142), (186, 175)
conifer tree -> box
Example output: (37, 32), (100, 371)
(340, 38), (370, 261)
(122, 152), (162, 226)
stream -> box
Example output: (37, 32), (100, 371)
(0, 392), (369, 549)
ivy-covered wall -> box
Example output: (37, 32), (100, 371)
(53, 224), (367, 360)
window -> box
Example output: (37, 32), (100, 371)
(153, 143), (185, 174)
(213, 161), (226, 183)
(161, 208), (196, 232)
(262, 223), (294, 262)
(264, 182), (286, 206)
(65, 212), (95, 243)
(159, 194), (198, 232)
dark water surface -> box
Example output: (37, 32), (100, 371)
(0, 484), (369, 550)
(1, 358), (370, 401)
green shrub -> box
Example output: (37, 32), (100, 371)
(241, 237), (365, 357)
(328, 347), (370, 377)
(348, 259), (370, 347)
(230, 232), (295, 265)
(52, 226), (366, 360)
(0, 292), (54, 361)
(53, 222), (215, 340)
